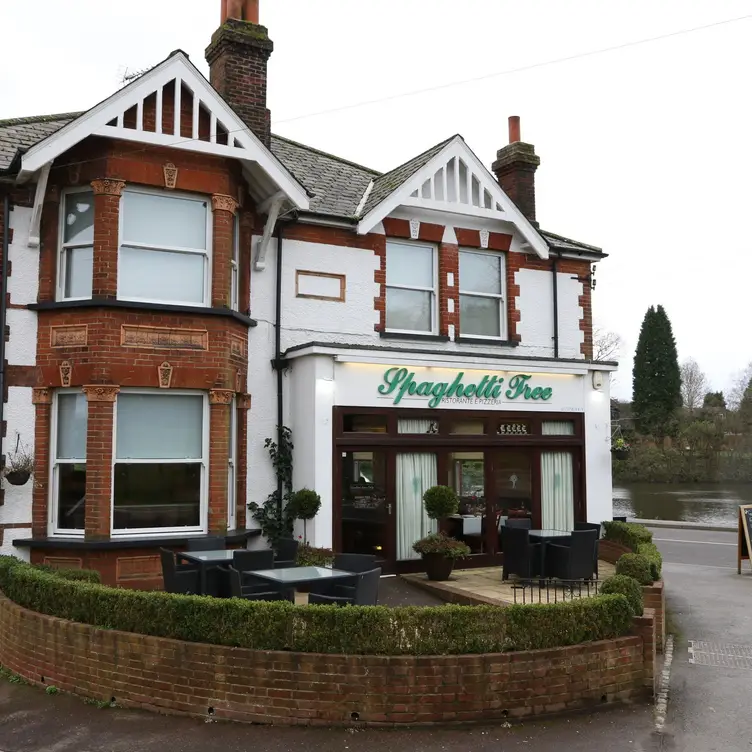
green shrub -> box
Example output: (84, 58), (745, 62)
(33, 565), (101, 584)
(615, 553), (653, 585)
(636, 542), (663, 581)
(602, 521), (653, 551)
(296, 544), (333, 567)
(600, 575), (644, 616)
(0, 556), (633, 656)
(422, 485), (459, 520)
(412, 532), (471, 559)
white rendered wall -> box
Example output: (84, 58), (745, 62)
(2, 205), (37, 557)
(584, 373), (614, 524)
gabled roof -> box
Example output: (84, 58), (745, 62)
(12, 51), (309, 210)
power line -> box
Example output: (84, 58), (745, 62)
(276, 13), (752, 124)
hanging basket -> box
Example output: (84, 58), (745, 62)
(4, 470), (31, 486)
(611, 449), (629, 461)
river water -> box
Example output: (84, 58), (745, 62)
(612, 483), (752, 526)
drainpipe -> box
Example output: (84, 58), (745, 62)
(552, 251), (559, 359)
(0, 194), (9, 469)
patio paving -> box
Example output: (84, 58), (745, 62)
(402, 560), (616, 606)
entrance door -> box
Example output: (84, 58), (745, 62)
(338, 450), (391, 562)
(491, 449), (534, 553)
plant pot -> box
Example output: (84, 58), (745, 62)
(4, 470), (30, 486)
(612, 449), (628, 461)
(422, 553), (454, 581)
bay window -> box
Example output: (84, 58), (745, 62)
(51, 391), (88, 533)
(231, 213), (240, 311)
(459, 250), (506, 339)
(58, 189), (94, 300)
(118, 189), (211, 306)
(228, 397), (237, 530)
(385, 240), (436, 333)
(113, 392), (207, 534)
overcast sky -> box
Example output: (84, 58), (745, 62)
(2, 0), (751, 400)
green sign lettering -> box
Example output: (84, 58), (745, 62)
(377, 368), (553, 406)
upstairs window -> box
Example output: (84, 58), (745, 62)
(59, 189), (94, 301)
(459, 250), (506, 339)
(118, 190), (210, 306)
(385, 241), (436, 334)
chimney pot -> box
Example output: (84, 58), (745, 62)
(508, 115), (521, 144)
(222, 0), (259, 24)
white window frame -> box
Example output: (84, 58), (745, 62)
(49, 388), (86, 537)
(228, 396), (237, 530)
(117, 187), (212, 307)
(385, 240), (438, 335)
(57, 186), (95, 302)
(458, 248), (507, 340)
(110, 388), (209, 537)
(230, 213), (240, 311)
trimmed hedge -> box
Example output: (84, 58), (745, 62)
(602, 521), (653, 551)
(0, 557), (634, 656)
(33, 565), (101, 584)
(636, 542), (662, 582)
(615, 553), (653, 585)
(601, 575), (644, 616)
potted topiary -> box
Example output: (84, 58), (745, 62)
(286, 488), (322, 543)
(3, 440), (34, 486)
(413, 485), (470, 581)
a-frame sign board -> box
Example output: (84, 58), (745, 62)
(738, 505), (752, 574)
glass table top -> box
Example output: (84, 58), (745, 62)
(528, 529), (572, 537)
(178, 549), (236, 563)
(247, 566), (354, 585)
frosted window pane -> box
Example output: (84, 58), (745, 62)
(386, 288), (431, 331)
(460, 295), (501, 337)
(122, 191), (207, 249)
(116, 394), (203, 459)
(387, 243), (433, 287)
(64, 247), (93, 298)
(119, 246), (204, 303)
(63, 192), (94, 244)
(460, 252), (501, 294)
(57, 393), (87, 459)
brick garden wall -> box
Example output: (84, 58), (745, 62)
(0, 593), (655, 726)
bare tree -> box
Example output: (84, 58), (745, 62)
(593, 327), (622, 362)
(680, 358), (709, 411)
(727, 362), (752, 410)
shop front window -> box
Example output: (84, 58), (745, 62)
(113, 392), (206, 533)
(51, 392), (88, 533)
(343, 414), (387, 433)
(447, 451), (486, 554)
(396, 452), (437, 559)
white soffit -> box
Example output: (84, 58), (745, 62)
(357, 135), (547, 259)
(19, 52), (309, 210)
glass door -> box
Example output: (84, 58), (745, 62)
(339, 450), (391, 561)
(491, 450), (534, 553)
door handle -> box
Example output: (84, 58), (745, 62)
(387, 503), (392, 515)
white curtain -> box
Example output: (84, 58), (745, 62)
(396, 453), (437, 559)
(542, 421), (575, 435)
(541, 451), (574, 531)
(398, 419), (434, 434)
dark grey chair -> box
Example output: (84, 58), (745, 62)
(574, 521), (601, 577)
(160, 549), (200, 594)
(185, 536), (225, 551)
(227, 567), (293, 602)
(308, 568), (381, 606)
(232, 549), (278, 592)
(546, 529), (598, 581)
(273, 538), (300, 568)
(505, 518), (532, 529)
(501, 527), (541, 581)
(334, 553), (377, 572)
(310, 553), (378, 599)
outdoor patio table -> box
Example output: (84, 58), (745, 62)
(527, 529), (572, 585)
(177, 549), (236, 595)
(246, 566), (356, 599)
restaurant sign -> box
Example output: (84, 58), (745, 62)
(378, 367), (553, 408)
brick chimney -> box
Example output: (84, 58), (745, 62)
(492, 116), (541, 224)
(205, 0), (273, 146)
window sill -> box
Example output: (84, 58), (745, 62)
(455, 337), (520, 347)
(29, 299), (257, 327)
(13, 529), (261, 550)
(379, 332), (450, 343)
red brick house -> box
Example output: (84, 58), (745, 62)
(0, 0), (614, 586)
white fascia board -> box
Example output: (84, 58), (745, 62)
(19, 52), (308, 210)
(357, 135), (548, 260)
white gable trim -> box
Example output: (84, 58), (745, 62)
(357, 135), (547, 259)
(19, 52), (309, 211)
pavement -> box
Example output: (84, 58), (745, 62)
(1, 522), (748, 752)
